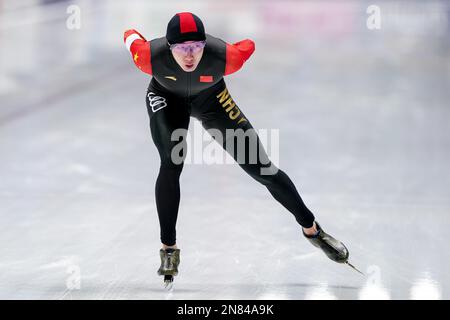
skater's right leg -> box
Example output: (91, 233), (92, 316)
(146, 81), (190, 248)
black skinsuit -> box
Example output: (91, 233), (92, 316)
(136, 34), (315, 245)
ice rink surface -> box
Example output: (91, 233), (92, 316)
(0, 0), (449, 299)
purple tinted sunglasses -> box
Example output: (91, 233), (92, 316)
(168, 40), (206, 55)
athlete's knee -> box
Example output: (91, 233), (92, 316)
(158, 143), (187, 169)
(244, 162), (281, 186)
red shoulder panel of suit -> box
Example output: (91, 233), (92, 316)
(124, 29), (152, 75)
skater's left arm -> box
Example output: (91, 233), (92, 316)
(224, 39), (255, 76)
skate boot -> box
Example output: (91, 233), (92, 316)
(303, 221), (349, 263)
(303, 221), (363, 274)
(157, 248), (180, 288)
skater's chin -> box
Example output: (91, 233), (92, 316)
(181, 63), (197, 72)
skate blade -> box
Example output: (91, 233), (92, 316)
(345, 261), (364, 275)
(164, 275), (174, 290)
(164, 281), (174, 290)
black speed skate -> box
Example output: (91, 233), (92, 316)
(303, 221), (363, 275)
(157, 248), (180, 288)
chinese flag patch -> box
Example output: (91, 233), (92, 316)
(200, 75), (213, 82)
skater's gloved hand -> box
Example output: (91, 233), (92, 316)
(124, 29), (147, 43)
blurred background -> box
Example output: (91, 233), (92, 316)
(0, 0), (449, 299)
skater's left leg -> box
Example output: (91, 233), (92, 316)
(193, 81), (316, 229)
(191, 81), (354, 269)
